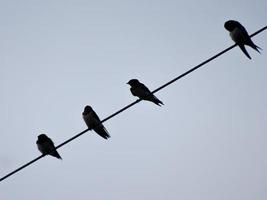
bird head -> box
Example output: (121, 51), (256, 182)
(127, 79), (139, 86)
(83, 105), (93, 115)
(37, 134), (48, 141)
(224, 20), (241, 31)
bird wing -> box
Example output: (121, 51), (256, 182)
(90, 110), (110, 139)
(91, 110), (102, 123)
(239, 44), (251, 59)
(45, 136), (55, 147)
(139, 83), (151, 93)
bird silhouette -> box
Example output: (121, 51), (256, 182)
(127, 79), (164, 106)
(224, 20), (261, 59)
(36, 134), (62, 159)
(83, 105), (110, 139)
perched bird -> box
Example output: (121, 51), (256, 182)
(224, 20), (261, 59)
(36, 134), (62, 159)
(82, 105), (110, 139)
(127, 79), (164, 106)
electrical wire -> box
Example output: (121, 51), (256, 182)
(0, 26), (266, 183)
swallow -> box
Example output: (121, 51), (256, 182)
(36, 134), (62, 159)
(82, 105), (110, 139)
(127, 79), (164, 106)
(224, 20), (261, 59)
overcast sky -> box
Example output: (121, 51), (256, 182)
(0, 0), (266, 199)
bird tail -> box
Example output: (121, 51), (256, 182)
(246, 39), (262, 54)
(239, 44), (251, 59)
(95, 125), (110, 139)
(50, 149), (62, 160)
(151, 95), (164, 106)
(251, 44), (262, 54)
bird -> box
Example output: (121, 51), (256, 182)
(224, 20), (261, 59)
(36, 134), (62, 159)
(127, 79), (164, 106)
(82, 105), (110, 139)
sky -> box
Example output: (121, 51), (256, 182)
(0, 0), (266, 199)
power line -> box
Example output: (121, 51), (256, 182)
(1, 26), (266, 183)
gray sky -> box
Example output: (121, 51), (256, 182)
(0, 0), (266, 199)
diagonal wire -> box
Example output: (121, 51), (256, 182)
(1, 26), (266, 183)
